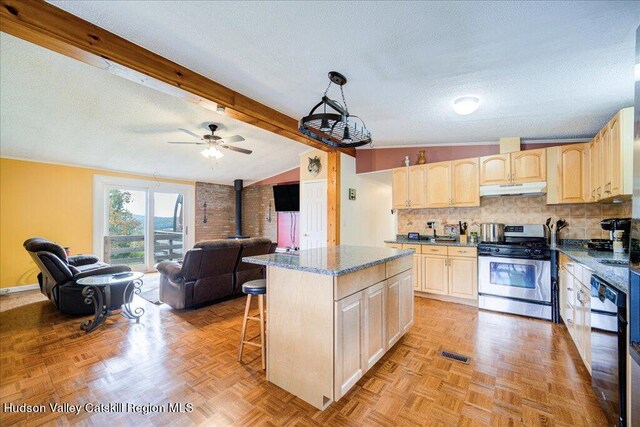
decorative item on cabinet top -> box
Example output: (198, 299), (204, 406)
(416, 150), (426, 165)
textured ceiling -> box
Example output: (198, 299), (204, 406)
(49, 0), (640, 146)
(0, 33), (308, 184)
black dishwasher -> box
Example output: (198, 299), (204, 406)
(590, 275), (627, 427)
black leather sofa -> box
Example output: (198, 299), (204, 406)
(157, 238), (275, 309)
(23, 237), (133, 315)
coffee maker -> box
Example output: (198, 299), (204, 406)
(587, 218), (631, 251)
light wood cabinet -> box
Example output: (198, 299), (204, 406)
(426, 159), (479, 208)
(600, 126), (611, 198)
(335, 291), (365, 399)
(385, 274), (401, 348)
(363, 283), (385, 370)
(511, 148), (546, 183)
(559, 253), (592, 374)
(480, 149), (545, 186)
(408, 244), (478, 302)
(399, 270), (414, 334)
(547, 143), (590, 204)
(426, 161), (451, 208)
(422, 255), (448, 295)
(391, 165), (427, 209)
(609, 111), (622, 196)
(479, 153), (510, 185)
(589, 137), (599, 202)
(448, 256), (478, 299)
(451, 158), (480, 207)
(392, 167), (408, 209)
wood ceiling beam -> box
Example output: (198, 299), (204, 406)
(0, 0), (356, 156)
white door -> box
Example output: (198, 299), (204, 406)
(300, 180), (327, 250)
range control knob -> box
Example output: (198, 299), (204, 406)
(493, 248), (500, 253)
(524, 249), (531, 254)
(533, 249), (543, 256)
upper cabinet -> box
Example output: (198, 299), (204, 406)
(547, 143), (590, 204)
(426, 159), (479, 208)
(392, 164), (426, 209)
(479, 149), (546, 186)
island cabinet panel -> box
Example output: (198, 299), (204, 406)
(335, 263), (386, 300)
(363, 282), (386, 370)
(387, 255), (413, 278)
(335, 292), (365, 400)
(399, 270), (414, 333)
(266, 267), (335, 410)
(385, 275), (402, 348)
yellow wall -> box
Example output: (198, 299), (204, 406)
(0, 158), (194, 288)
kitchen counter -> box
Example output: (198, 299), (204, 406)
(385, 237), (478, 247)
(243, 245), (414, 276)
(554, 245), (629, 294)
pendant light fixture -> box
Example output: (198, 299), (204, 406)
(299, 71), (372, 148)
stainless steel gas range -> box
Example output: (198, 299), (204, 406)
(478, 224), (552, 320)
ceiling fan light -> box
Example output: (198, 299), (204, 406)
(211, 147), (224, 159)
(452, 96), (480, 115)
(201, 148), (212, 158)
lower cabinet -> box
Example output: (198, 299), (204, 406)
(334, 268), (413, 400)
(559, 253), (592, 373)
(448, 256), (478, 299)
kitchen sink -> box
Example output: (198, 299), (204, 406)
(598, 259), (628, 268)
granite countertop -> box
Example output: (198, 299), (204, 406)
(385, 237), (478, 247)
(554, 245), (629, 294)
(243, 245), (414, 276)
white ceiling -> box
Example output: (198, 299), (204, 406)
(0, 33), (308, 184)
(49, 0), (640, 146)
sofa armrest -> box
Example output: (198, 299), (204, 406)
(68, 254), (100, 267)
(157, 261), (183, 283)
(73, 265), (131, 280)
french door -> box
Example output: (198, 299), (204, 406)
(94, 175), (195, 272)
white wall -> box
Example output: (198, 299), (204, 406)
(340, 154), (395, 247)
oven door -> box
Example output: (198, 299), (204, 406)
(478, 256), (551, 302)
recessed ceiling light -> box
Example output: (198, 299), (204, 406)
(452, 96), (480, 115)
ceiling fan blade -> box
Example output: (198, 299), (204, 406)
(178, 128), (203, 140)
(219, 135), (245, 143)
(220, 144), (252, 155)
(168, 141), (207, 145)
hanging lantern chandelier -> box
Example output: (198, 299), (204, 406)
(299, 71), (372, 148)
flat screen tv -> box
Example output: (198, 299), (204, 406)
(273, 184), (299, 212)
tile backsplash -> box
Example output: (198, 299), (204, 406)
(397, 195), (631, 240)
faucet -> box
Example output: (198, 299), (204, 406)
(427, 221), (437, 238)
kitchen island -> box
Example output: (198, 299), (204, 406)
(243, 245), (414, 410)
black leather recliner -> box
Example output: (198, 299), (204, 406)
(23, 237), (133, 315)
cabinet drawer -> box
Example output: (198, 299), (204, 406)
(421, 245), (448, 255)
(335, 263), (386, 301)
(385, 243), (402, 249)
(581, 266), (593, 286)
(447, 246), (477, 258)
(402, 244), (422, 252)
(386, 256), (412, 278)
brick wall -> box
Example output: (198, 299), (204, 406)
(243, 184), (277, 241)
(194, 182), (236, 241)
(398, 195), (631, 240)
(194, 181), (277, 242)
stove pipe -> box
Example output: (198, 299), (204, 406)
(234, 179), (243, 238)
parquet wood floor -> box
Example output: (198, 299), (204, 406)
(0, 291), (608, 426)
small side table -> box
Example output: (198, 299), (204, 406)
(76, 272), (144, 333)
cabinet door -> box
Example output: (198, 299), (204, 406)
(511, 149), (546, 183)
(412, 254), (422, 291)
(451, 158), (480, 207)
(600, 126), (611, 198)
(408, 165), (427, 208)
(581, 284), (592, 373)
(399, 270), (414, 334)
(557, 144), (589, 203)
(385, 276), (401, 348)
(335, 291), (364, 399)
(422, 255), (448, 295)
(448, 256), (478, 300)
(392, 167), (408, 209)
(574, 285), (584, 358)
(479, 154), (511, 185)
(609, 112), (622, 196)
(593, 133), (602, 200)
(589, 139), (597, 201)
(426, 161), (451, 208)
(363, 283), (385, 371)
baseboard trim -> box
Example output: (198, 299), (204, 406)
(0, 284), (40, 295)
(415, 291), (478, 307)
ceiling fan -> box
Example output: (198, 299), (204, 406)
(168, 124), (252, 158)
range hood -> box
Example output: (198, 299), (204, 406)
(480, 181), (547, 197)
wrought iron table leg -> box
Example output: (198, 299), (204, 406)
(121, 279), (144, 322)
(81, 285), (106, 333)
